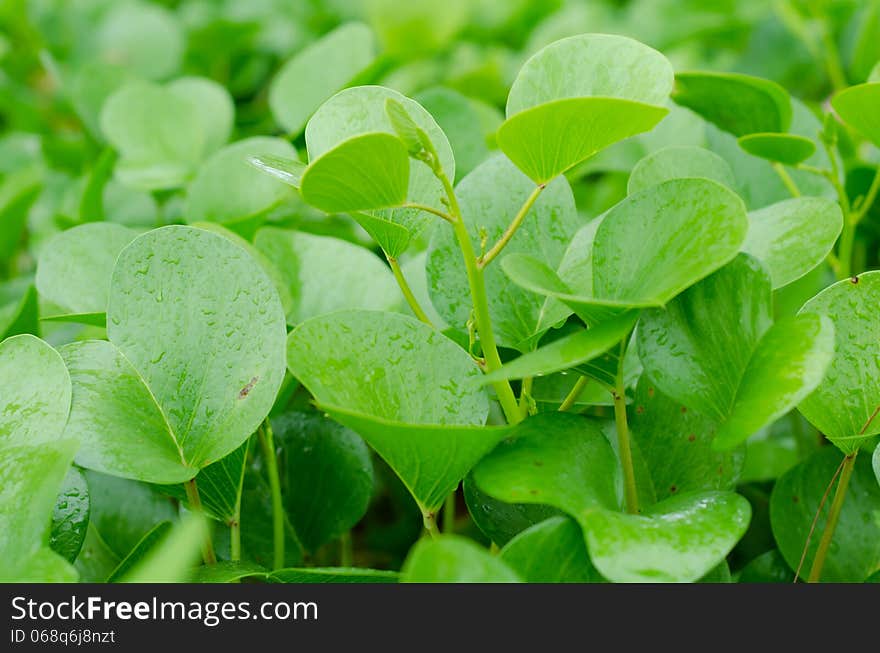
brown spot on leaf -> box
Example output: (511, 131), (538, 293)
(669, 485), (677, 493)
(688, 434), (696, 442)
(534, 461), (543, 467)
(647, 387), (655, 398)
(850, 276), (859, 284)
(238, 376), (259, 399)
(680, 406), (687, 414)
(529, 489), (539, 496)
(793, 495), (799, 503)
(636, 405), (644, 414)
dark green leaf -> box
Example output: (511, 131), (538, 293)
(49, 467), (90, 564)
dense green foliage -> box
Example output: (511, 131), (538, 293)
(1, 0), (879, 583)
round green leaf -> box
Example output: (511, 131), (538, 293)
(738, 133), (816, 165)
(630, 377), (745, 501)
(673, 71), (792, 136)
(0, 334), (71, 447)
(287, 310), (506, 512)
(49, 467), (90, 564)
(366, 0), (468, 57)
(797, 271), (880, 453)
(426, 154), (582, 350)
(269, 22), (377, 136)
(273, 411), (374, 553)
(401, 535), (521, 583)
(627, 145), (736, 195)
(96, 1), (183, 81)
(36, 222), (139, 317)
(301, 132), (410, 214)
(832, 82), (880, 147)
(743, 197), (843, 289)
(167, 77), (234, 157)
(68, 62), (135, 141)
(415, 87), (491, 179)
(254, 227), (400, 326)
(185, 137), (297, 226)
(500, 516), (604, 583)
(63, 226), (287, 483)
(770, 447), (880, 582)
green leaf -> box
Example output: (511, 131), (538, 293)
(0, 334), (71, 447)
(287, 310), (507, 512)
(415, 87), (491, 178)
(63, 226), (287, 483)
(630, 377), (745, 501)
(401, 535), (521, 582)
(500, 516), (604, 582)
(673, 71), (792, 136)
(426, 154), (582, 350)
(738, 549), (795, 583)
(385, 98), (431, 156)
(627, 145), (736, 194)
(96, 1), (183, 81)
(247, 154), (307, 189)
(481, 311), (638, 382)
(49, 467), (90, 563)
(36, 222), (139, 317)
(499, 99), (669, 184)
(0, 167), (42, 263)
(365, 0), (469, 56)
(193, 561), (268, 584)
(742, 198), (843, 289)
(462, 477), (561, 547)
(269, 22), (377, 137)
(502, 178), (747, 316)
(473, 413), (751, 582)
(0, 441), (79, 582)
(301, 133), (410, 213)
(185, 137), (297, 226)
(638, 255), (834, 450)
(67, 62), (135, 141)
(831, 82), (880, 147)
(168, 77), (234, 157)
(118, 514), (208, 583)
(271, 567), (398, 583)
(797, 272), (880, 453)
(304, 86), (455, 255)
(770, 447), (880, 582)
(0, 279), (38, 340)
(738, 133), (816, 165)
(254, 227), (401, 326)
(272, 412), (374, 553)
(107, 521), (173, 582)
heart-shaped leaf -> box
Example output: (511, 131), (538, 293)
(673, 71), (792, 136)
(287, 310), (508, 512)
(473, 413), (751, 582)
(482, 310), (638, 383)
(185, 137), (297, 227)
(499, 34), (673, 183)
(49, 467), (90, 564)
(797, 271), (880, 453)
(831, 82), (880, 147)
(742, 197), (843, 289)
(36, 222), (139, 321)
(304, 86), (455, 256)
(254, 227), (401, 326)
(502, 178), (747, 318)
(401, 535), (521, 582)
(627, 145), (736, 195)
(770, 447), (880, 582)
(272, 411), (374, 553)
(62, 226), (287, 483)
(738, 133), (816, 165)
(426, 154), (582, 350)
(638, 255), (835, 450)
(500, 516), (604, 582)
(630, 377), (745, 501)
(269, 22), (377, 137)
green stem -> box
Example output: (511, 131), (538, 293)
(612, 341), (639, 514)
(851, 165), (880, 224)
(229, 518), (241, 563)
(838, 219), (856, 279)
(808, 452), (857, 582)
(258, 421), (285, 570)
(401, 202), (455, 223)
(184, 479), (217, 565)
(386, 254), (434, 326)
(437, 169), (521, 424)
(518, 376), (534, 418)
(340, 532), (353, 567)
(442, 490), (456, 534)
(477, 184), (545, 269)
(773, 163), (801, 197)
(559, 376), (589, 412)
(422, 509), (440, 539)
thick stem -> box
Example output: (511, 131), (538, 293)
(258, 422), (285, 570)
(559, 376), (589, 412)
(612, 342), (639, 514)
(387, 254), (434, 326)
(808, 452), (857, 582)
(438, 170), (521, 424)
(422, 510), (440, 539)
(477, 184), (545, 269)
(773, 163), (801, 197)
(184, 479), (217, 565)
(442, 491), (456, 534)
